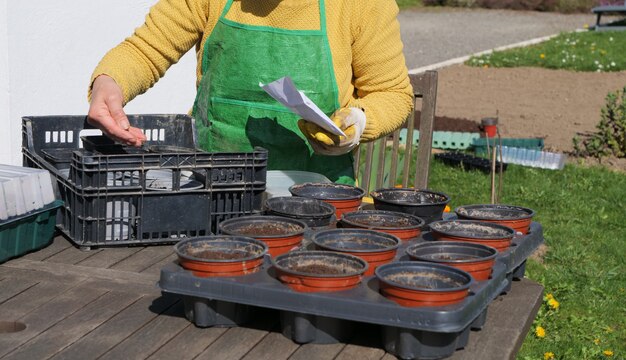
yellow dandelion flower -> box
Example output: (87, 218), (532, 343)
(583, 23), (589, 29)
(535, 326), (546, 338)
(544, 352), (555, 360)
(483, 64), (489, 69)
(546, 293), (554, 300)
(548, 298), (560, 310)
(594, 338), (601, 345)
(605, 326), (614, 333)
(540, 54), (546, 59)
(603, 350), (614, 357)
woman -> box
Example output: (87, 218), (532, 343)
(88, 0), (413, 184)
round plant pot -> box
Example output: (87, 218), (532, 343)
(289, 183), (366, 219)
(218, 215), (306, 257)
(340, 210), (425, 241)
(272, 251), (368, 292)
(264, 196), (335, 228)
(454, 204), (535, 235)
(375, 261), (473, 307)
(174, 236), (268, 277)
(429, 220), (515, 252)
(370, 188), (450, 225)
(406, 241), (497, 281)
(310, 229), (401, 276)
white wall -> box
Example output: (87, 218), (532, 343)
(0, 0), (197, 165)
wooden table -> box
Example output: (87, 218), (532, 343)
(0, 236), (543, 360)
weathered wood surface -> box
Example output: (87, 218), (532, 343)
(0, 236), (543, 360)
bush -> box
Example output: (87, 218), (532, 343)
(573, 86), (626, 159)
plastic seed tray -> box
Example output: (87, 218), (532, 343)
(21, 115), (267, 248)
(0, 200), (63, 263)
(160, 240), (510, 359)
(434, 152), (508, 173)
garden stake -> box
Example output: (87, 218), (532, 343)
(490, 144), (497, 204)
(497, 128), (504, 203)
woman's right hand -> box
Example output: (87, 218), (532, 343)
(88, 75), (146, 146)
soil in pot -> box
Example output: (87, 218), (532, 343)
(311, 229), (401, 275)
(375, 261), (473, 307)
(370, 188), (450, 225)
(272, 251), (368, 292)
(455, 204), (535, 234)
(264, 196), (335, 228)
(429, 220), (515, 252)
(175, 236), (268, 277)
(340, 210), (425, 241)
(406, 241), (497, 281)
(219, 216), (306, 257)
(289, 183), (365, 219)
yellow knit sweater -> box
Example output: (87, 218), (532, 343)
(91, 0), (413, 141)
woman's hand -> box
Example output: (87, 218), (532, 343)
(298, 107), (366, 156)
(88, 75), (146, 146)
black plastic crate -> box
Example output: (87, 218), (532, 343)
(434, 152), (507, 173)
(22, 115), (267, 248)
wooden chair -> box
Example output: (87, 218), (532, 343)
(354, 70), (438, 194)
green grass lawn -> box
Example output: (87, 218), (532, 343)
(396, 0), (423, 9)
(424, 159), (626, 359)
(466, 31), (626, 72)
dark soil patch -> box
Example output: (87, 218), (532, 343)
(412, 112), (481, 132)
(291, 264), (346, 275)
(349, 216), (415, 228)
(191, 250), (249, 260)
(227, 222), (302, 236)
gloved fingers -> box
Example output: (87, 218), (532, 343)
(298, 119), (340, 147)
(330, 107), (357, 129)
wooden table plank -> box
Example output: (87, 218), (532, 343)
(288, 344), (346, 360)
(22, 237), (71, 261)
(146, 325), (228, 360)
(336, 323), (386, 360)
(98, 300), (189, 360)
(141, 252), (176, 276)
(76, 247), (144, 269)
(51, 294), (179, 360)
(448, 279), (543, 360)
(0, 281), (81, 320)
(0, 278), (38, 304)
(241, 332), (299, 360)
(0, 286), (106, 358)
(4, 291), (140, 360)
(335, 345), (386, 360)
(109, 246), (174, 273)
(45, 246), (101, 265)
(194, 326), (269, 360)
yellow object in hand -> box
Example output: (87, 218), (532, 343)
(297, 107), (366, 156)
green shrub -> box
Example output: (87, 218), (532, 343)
(573, 86), (626, 159)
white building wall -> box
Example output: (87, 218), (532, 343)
(0, 0), (197, 165)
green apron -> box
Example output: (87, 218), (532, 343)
(191, 0), (355, 184)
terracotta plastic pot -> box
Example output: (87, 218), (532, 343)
(264, 196), (335, 228)
(375, 261), (473, 307)
(289, 183), (365, 219)
(429, 220), (515, 252)
(218, 215), (306, 257)
(370, 188), (450, 225)
(174, 236), (268, 277)
(340, 210), (425, 241)
(406, 241), (497, 281)
(310, 229), (401, 275)
(454, 204), (535, 235)
(272, 251), (368, 292)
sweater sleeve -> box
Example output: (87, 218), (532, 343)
(89, 0), (209, 104)
(349, 0), (413, 142)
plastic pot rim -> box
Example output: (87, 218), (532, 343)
(405, 241), (498, 264)
(454, 204), (535, 221)
(340, 210), (425, 230)
(218, 215), (307, 239)
(264, 197), (336, 218)
(370, 188), (451, 207)
(310, 228), (401, 253)
(174, 235), (268, 263)
(271, 250), (369, 278)
(430, 220), (516, 240)
(375, 261), (473, 293)
(289, 182), (366, 201)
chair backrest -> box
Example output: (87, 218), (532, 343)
(354, 70), (438, 194)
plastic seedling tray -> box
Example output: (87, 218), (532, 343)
(160, 234), (510, 360)
(0, 200), (63, 263)
(434, 152), (507, 173)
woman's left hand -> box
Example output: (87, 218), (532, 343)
(298, 107), (366, 155)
